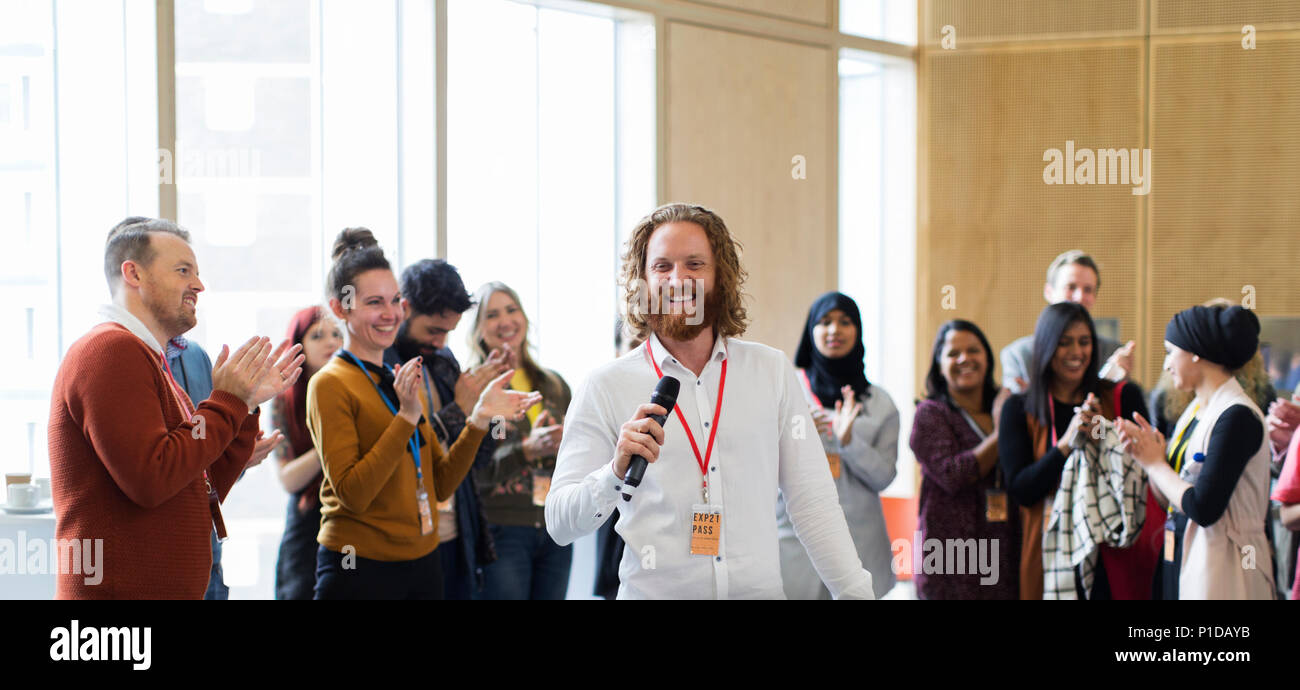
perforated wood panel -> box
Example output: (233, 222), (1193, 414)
(684, 0), (831, 27)
(666, 21), (833, 356)
(1154, 0), (1300, 32)
(925, 0), (1142, 44)
(922, 45), (1144, 383)
(1146, 36), (1300, 383)
(922, 0), (1300, 388)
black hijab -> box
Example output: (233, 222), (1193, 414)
(794, 292), (871, 408)
(1165, 305), (1260, 371)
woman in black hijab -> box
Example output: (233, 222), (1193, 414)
(1119, 305), (1275, 599)
(795, 292), (872, 410)
(777, 291), (899, 599)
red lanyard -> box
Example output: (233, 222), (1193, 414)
(159, 351), (229, 541)
(795, 369), (822, 410)
(159, 354), (196, 419)
(644, 340), (726, 484)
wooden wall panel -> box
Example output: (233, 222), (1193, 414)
(925, 0), (1142, 44)
(666, 21), (833, 356)
(684, 0), (831, 27)
(1153, 0), (1300, 32)
(922, 0), (1300, 391)
(922, 44), (1145, 384)
(1147, 36), (1300, 382)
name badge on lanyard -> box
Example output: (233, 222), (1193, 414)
(691, 504), (722, 556)
(985, 490), (1008, 523)
(343, 351), (432, 535)
(958, 408), (1006, 523)
(532, 475), (551, 507)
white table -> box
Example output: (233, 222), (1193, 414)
(0, 507), (56, 599)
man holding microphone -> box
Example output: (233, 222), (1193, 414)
(545, 203), (873, 599)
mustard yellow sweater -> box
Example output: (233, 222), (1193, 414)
(306, 355), (486, 561)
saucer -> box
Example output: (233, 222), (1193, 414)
(0, 501), (53, 515)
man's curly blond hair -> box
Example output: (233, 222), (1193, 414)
(619, 203), (749, 341)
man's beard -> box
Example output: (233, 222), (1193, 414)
(647, 288), (722, 342)
(394, 321), (436, 361)
(144, 289), (195, 339)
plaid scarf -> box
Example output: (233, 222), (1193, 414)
(1043, 420), (1149, 599)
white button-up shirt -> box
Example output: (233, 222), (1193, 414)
(545, 332), (874, 599)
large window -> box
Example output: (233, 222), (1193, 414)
(173, 0), (435, 357)
(174, 0), (320, 599)
(840, 0), (917, 46)
(838, 49), (917, 496)
(445, 0), (654, 600)
(445, 0), (654, 388)
(172, 0), (442, 597)
(0, 0), (158, 483)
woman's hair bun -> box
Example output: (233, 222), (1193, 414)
(326, 227), (391, 303)
(331, 227), (380, 261)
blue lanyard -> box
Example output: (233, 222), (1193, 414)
(341, 350), (423, 481)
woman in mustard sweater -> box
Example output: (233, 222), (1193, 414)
(307, 229), (541, 600)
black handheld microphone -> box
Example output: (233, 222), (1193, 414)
(622, 376), (680, 501)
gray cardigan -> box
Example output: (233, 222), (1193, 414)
(776, 379), (899, 599)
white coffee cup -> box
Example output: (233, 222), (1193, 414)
(34, 478), (51, 501)
(7, 483), (38, 508)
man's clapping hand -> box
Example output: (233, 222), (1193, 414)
(245, 429), (284, 470)
(212, 337), (305, 413)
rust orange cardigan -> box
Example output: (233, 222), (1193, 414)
(48, 322), (260, 599)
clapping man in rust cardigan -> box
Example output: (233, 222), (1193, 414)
(48, 217), (304, 599)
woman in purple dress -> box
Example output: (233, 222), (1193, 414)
(909, 319), (1019, 599)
